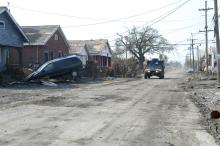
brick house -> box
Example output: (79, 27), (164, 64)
(0, 7), (29, 72)
(9, 25), (69, 68)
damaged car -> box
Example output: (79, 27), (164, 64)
(25, 55), (83, 81)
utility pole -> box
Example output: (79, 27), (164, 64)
(197, 46), (200, 72)
(214, 0), (220, 83)
(188, 34), (197, 72)
(191, 34), (195, 74)
(199, 1), (213, 75)
(189, 47), (192, 68)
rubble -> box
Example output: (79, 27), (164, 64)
(211, 111), (220, 119)
(184, 76), (220, 144)
(41, 81), (58, 87)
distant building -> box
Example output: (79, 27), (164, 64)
(86, 39), (112, 67)
(9, 25), (69, 68)
(68, 39), (112, 68)
(0, 7), (29, 72)
(69, 40), (89, 67)
(209, 47), (217, 74)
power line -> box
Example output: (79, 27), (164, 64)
(62, 0), (187, 28)
(100, 0), (192, 41)
(12, 4), (204, 24)
(148, 0), (191, 26)
(161, 22), (202, 32)
(11, 0), (192, 44)
(11, 0), (184, 26)
(11, 5), (105, 21)
(110, 21), (202, 40)
(100, 17), (203, 24)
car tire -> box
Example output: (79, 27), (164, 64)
(74, 76), (80, 82)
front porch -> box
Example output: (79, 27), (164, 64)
(92, 55), (111, 67)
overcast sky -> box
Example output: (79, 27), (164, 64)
(1, 0), (218, 63)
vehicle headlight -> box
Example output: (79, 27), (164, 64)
(145, 69), (150, 72)
(156, 69), (162, 72)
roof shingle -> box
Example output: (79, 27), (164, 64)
(0, 7), (7, 13)
(69, 39), (110, 55)
(22, 25), (59, 45)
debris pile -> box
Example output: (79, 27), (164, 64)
(184, 78), (220, 143)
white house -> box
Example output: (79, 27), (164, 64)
(68, 40), (89, 67)
(68, 39), (112, 68)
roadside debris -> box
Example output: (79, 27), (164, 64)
(41, 81), (58, 87)
(211, 110), (220, 119)
(184, 77), (220, 144)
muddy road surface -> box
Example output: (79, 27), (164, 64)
(0, 70), (218, 146)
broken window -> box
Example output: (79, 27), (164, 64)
(44, 52), (49, 62)
(54, 34), (59, 40)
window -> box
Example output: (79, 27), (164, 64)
(49, 52), (53, 60)
(43, 63), (55, 72)
(54, 34), (59, 40)
(0, 21), (5, 29)
(58, 51), (62, 57)
(44, 52), (49, 62)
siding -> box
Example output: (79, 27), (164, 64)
(10, 29), (69, 67)
(0, 47), (6, 72)
(0, 12), (25, 48)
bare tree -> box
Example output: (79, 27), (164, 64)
(115, 26), (174, 69)
(159, 54), (168, 63)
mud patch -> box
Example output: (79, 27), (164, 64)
(165, 142), (174, 146)
(0, 140), (11, 145)
(73, 138), (91, 145)
(195, 83), (215, 89)
(33, 96), (66, 107)
(168, 89), (184, 92)
(92, 95), (129, 102)
(76, 103), (102, 108)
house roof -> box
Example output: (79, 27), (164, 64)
(68, 40), (87, 55)
(0, 7), (6, 13)
(69, 39), (111, 56)
(22, 25), (60, 46)
(0, 7), (29, 43)
(86, 39), (110, 55)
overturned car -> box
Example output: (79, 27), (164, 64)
(25, 55), (83, 81)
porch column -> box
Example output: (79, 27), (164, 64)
(101, 56), (103, 67)
(108, 57), (111, 67)
(99, 56), (101, 67)
(107, 56), (109, 67)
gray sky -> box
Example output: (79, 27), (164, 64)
(1, 0), (218, 63)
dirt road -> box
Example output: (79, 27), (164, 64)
(0, 70), (218, 146)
